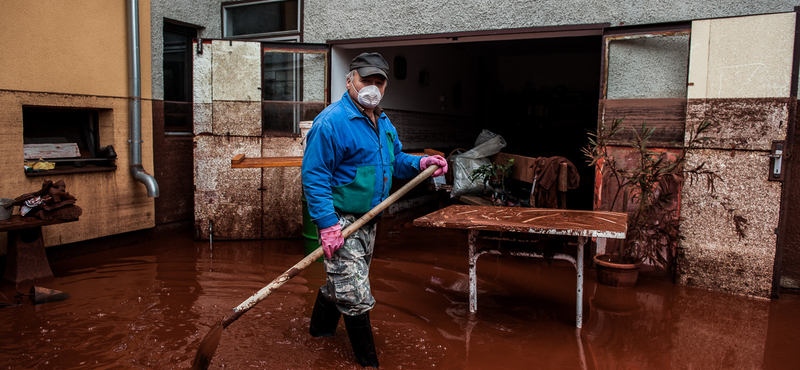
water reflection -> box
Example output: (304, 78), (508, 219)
(0, 224), (798, 369)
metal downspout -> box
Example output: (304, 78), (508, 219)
(127, 0), (159, 197)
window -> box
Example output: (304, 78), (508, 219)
(261, 43), (328, 134)
(163, 22), (196, 132)
(22, 107), (116, 175)
(223, 0), (300, 40)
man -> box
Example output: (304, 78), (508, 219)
(301, 52), (447, 368)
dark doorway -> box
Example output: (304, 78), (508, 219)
(351, 35), (602, 210)
(163, 22), (196, 132)
(473, 36), (602, 210)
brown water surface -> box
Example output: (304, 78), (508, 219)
(2, 216), (799, 369)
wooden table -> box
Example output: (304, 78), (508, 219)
(413, 205), (627, 328)
(1, 215), (78, 283)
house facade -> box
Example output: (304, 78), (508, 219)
(3, 0), (800, 300)
(0, 1), (157, 254)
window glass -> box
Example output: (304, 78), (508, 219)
(225, 0), (299, 38)
(262, 46), (327, 134)
(263, 52), (297, 101)
(163, 23), (196, 131)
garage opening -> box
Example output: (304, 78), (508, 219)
(331, 30), (603, 210)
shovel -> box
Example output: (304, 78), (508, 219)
(192, 164), (440, 369)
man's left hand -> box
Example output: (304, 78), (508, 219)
(420, 155), (448, 177)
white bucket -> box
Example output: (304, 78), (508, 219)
(0, 198), (13, 221)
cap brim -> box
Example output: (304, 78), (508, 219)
(356, 66), (387, 79)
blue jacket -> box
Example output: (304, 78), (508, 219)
(302, 92), (422, 229)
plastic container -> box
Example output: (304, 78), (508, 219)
(301, 195), (322, 262)
(0, 198), (13, 221)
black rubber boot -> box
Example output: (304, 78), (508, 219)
(343, 312), (380, 368)
(309, 291), (341, 337)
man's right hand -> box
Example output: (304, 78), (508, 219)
(319, 223), (344, 259)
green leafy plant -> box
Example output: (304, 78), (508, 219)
(468, 158), (515, 192)
(583, 119), (717, 274)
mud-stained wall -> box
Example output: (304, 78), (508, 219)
(261, 137), (304, 239)
(193, 40), (305, 240)
(782, 107), (800, 289)
(0, 91), (156, 256)
(678, 13), (795, 298)
(152, 102), (194, 225)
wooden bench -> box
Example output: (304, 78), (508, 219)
(1, 215), (78, 283)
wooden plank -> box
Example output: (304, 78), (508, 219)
(230, 149), (442, 169)
(231, 156), (303, 168)
(600, 98), (687, 147)
(23, 143), (80, 159)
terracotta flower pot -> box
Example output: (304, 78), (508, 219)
(594, 254), (643, 288)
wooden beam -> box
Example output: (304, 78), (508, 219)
(231, 156), (303, 168)
(231, 154), (246, 165)
(230, 148), (442, 168)
(600, 98), (687, 147)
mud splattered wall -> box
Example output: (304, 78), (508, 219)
(678, 13), (795, 298)
(193, 40), (305, 240)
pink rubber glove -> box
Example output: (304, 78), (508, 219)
(319, 223), (344, 259)
(420, 155), (448, 177)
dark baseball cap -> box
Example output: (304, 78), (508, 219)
(349, 52), (389, 79)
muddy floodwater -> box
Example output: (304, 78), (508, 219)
(2, 214), (800, 369)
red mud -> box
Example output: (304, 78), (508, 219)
(2, 215), (800, 369)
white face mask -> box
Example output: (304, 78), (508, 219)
(354, 84), (382, 108)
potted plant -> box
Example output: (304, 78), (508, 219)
(583, 118), (716, 287)
(468, 158), (515, 204)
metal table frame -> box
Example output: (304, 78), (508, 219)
(414, 205), (627, 328)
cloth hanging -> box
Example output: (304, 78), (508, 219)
(530, 156), (580, 209)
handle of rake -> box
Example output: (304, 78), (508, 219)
(192, 164), (439, 370)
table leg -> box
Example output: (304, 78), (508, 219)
(576, 236), (587, 329)
(4, 226), (54, 283)
(468, 229), (478, 313)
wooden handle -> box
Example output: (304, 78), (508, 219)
(221, 164), (439, 327)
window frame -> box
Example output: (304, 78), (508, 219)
(222, 0), (301, 40)
(261, 42), (329, 135)
(163, 21), (197, 133)
(22, 106), (117, 176)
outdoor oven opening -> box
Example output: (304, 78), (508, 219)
(22, 106), (117, 175)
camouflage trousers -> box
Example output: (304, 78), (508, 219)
(319, 213), (378, 316)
